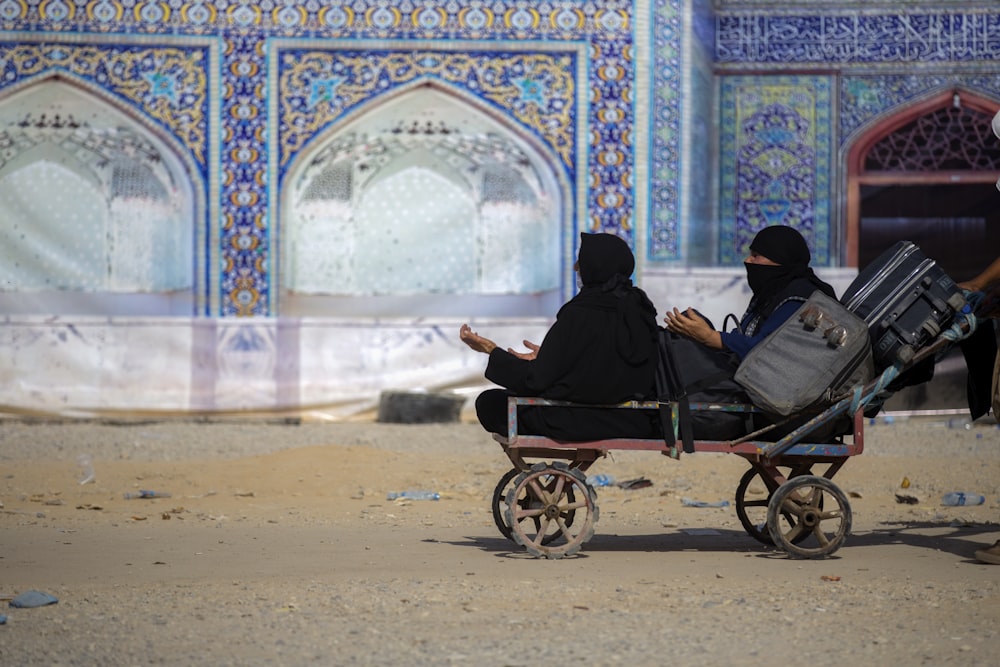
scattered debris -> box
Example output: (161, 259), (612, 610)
(9, 590), (58, 608)
(616, 477), (652, 490)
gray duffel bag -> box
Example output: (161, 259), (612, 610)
(734, 290), (874, 417)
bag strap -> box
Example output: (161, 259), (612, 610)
(657, 401), (677, 451)
(675, 396), (695, 453)
(655, 330), (695, 453)
(683, 369), (736, 396)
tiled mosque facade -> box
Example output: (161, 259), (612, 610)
(0, 1), (996, 415)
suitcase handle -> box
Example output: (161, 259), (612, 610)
(880, 276), (953, 343)
(799, 306), (849, 347)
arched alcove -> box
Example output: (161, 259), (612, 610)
(845, 89), (1000, 279)
(0, 76), (199, 315)
(844, 88), (1000, 412)
(280, 80), (570, 317)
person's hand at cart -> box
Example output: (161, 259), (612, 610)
(959, 256), (1000, 320)
(664, 307), (722, 349)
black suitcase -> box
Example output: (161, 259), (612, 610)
(841, 240), (967, 369)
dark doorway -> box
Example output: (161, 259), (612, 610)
(859, 183), (1000, 283)
(849, 93), (1000, 415)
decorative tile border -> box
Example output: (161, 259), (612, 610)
(840, 72), (1000, 145)
(649, 0), (683, 260)
(0, 40), (208, 165)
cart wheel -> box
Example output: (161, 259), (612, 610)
(766, 475), (852, 559)
(735, 467), (817, 546)
(505, 461), (597, 559)
(495, 466), (579, 546)
(492, 468), (520, 541)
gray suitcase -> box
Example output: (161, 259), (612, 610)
(734, 290), (874, 417)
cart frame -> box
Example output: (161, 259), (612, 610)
(489, 310), (980, 560)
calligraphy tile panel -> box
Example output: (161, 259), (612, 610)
(717, 9), (1000, 65)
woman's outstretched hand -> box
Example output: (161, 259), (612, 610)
(460, 325), (540, 359)
(507, 340), (539, 361)
(459, 324), (497, 354)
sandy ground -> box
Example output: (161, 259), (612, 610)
(1, 414), (1000, 666)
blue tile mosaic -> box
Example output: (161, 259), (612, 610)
(719, 75), (833, 267)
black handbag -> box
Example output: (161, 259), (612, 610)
(655, 313), (752, 450)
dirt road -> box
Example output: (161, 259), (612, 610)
(1, 418), (999, 666)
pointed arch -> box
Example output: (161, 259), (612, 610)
(279, 78), (572, 316)
(844, 88), (1000, 267)
(0, 73), (203, 314)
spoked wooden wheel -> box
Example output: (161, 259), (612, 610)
(494, 466), (580, 546)
(766, 475), (852, 559)
(505, 461), (597, 559)
(735, 466), (816, 546)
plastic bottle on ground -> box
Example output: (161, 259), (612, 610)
(681, 497), (731, 508)
(941, 492), (986, 506)
(386, 490), (440, 501)
(586, 473), (615, 487)
(124, 490), (172, 500)
(77, 454), (95, 485)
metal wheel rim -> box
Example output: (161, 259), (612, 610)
(766, 475), (852, 559)
(491, 468), (520, 542)
(735, 466), (817, 546)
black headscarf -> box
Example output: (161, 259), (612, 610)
(745, 225), (835, 318)
(569, 233), (658, 365)
(577, 232), (635, 286)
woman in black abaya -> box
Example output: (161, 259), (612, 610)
(460, 232), (661, 441)
(663, 225), (839, 440)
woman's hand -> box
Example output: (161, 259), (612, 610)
(664, 308), (723, 349)
(507, 340), (539, 361)
(459, 324), (497, 354)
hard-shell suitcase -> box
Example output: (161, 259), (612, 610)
(841, 240), (967, 369)
(734, 290), (874, 417)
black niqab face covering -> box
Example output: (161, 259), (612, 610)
(744, 263), (789, 298)
(741, 225), (835, 321)
(577, 233), (635, 287)
(744, 225), (812, 300)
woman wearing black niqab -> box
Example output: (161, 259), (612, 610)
(665, 225), (835, 359)
(460, 233), (661, 440)
(663, 225), (839, 441)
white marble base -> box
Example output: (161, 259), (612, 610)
(0, 269), (861, 418)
